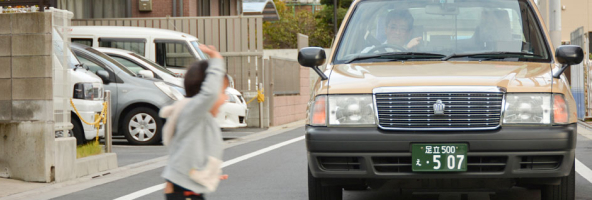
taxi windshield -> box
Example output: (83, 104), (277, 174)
(334, 0), (549, 64)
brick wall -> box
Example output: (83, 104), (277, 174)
(132, 0), (196, 17)
(271, 66), (310, 126)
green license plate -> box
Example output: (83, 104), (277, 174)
(412, 144), (468, 172)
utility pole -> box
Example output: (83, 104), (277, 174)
(549, 0), (562, 48)
(334, 0), (338, 37)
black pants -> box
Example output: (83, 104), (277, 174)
(165, 182), (205, 200)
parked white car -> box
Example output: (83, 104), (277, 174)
(218, 88), (248, 128)
(70, 26), (209, 77)
(96, 47), (248, 128)
(53, 29), (105, 145)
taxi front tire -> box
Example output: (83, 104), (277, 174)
(308, 167), (343, 200)
(541, 162), (575, 200)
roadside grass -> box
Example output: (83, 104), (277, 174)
(77, 140), (102, 159)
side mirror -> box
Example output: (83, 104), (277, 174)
(138, 70), (155, 78)
(298, 47), (328, 80)
(96, 70), (110, 84)
(553, 45), (584, 78)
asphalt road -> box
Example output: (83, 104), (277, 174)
(51, 126), (592, 200)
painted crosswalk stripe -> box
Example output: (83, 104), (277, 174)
(113, 135), (305, 200)
(576, 158), (592, 184)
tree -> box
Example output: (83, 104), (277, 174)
(263, 0), (334, 48)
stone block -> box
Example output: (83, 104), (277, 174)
(75, 153), (118, 178)
(0, 79), (10, 100)
(12, 78), (52, 100)
(0, 122), (54, 182)
(12, 100), (52, 121)
(11, 13), (51, 34)
(0, 57), (10, 78)
(0, 100), (10, 121)
(12, 34), (51, 56)
(12, 56), (51, 78)
(0, 14), (10, 34)
(0, 36), (10, 56)
(54, 137), (76, 183)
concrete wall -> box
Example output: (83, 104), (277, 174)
(560, 0), (592, 43)
(271, 65), (310, 126)
(0, 12), (56, 183)
(262, 49), (332, 126)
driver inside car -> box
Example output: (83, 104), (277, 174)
(361, 9), (423, 53)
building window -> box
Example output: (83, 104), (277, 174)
(99, 38), (146, 56)
(58, 0), (128, 19)
(199, 0), (210, 16)
(219, 0), (231, 16)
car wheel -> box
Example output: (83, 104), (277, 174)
(541, 162), (575, 200)
(71, 115), (86, 145)
(308, 167), (342, 200)
(122, 107), (162, 145)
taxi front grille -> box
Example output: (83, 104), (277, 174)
(375, 93), (504, 130)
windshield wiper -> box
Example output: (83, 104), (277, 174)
(345, 52), (446, 64)
(442, 52), (540, 61)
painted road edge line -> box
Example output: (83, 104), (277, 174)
(576, 158), (592, 184)
(113, 135), (306, 200)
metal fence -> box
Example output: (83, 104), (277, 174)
(570, 27), (589, 120)
(48, 8), (73, 135)
(71, 16), (263, 54)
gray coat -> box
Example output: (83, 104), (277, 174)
(160, 59), (225, 194)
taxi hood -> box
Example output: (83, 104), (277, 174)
(327, 61), (554, 93)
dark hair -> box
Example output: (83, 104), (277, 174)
(184, 60), (229, 97)
(385, 9), (414, 30)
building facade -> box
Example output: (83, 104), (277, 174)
(57, 0), (242, 19)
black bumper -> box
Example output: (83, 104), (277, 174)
(306, 124), (576, 179)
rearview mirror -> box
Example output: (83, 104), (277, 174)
(138, 70), (155, 79)
(425, 4), (459, 15)
(96, 70), (110, 84)
(298, 47), (328, 80)
(553, 45), (584, 78)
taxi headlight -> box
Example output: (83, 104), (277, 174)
(328, 95), (375, 126)
(503, 94), (551, 124)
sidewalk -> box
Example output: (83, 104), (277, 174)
(0, 178), (49, 198)
(0, 120), (305, 199)
(578, 121), (592, 140)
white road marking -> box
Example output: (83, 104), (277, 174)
(113, 136), (305, 200)
(576, 158), (592, 184)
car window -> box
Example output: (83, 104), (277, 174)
(155, 40), (197, 68)
(129, 53), (178, 77)
(99, 38), (146, 56)
(72, 38), (93, 47)
(76, 56), (106, 73)
(84, 47), (137, 76)
(110, 56), (146, 74)
(333, 0), (549, 64)
(190, 41), (209, 59)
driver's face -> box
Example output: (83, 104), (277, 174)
(385, 19), (411, 46)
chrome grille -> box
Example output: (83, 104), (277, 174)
(375, 92), (504, 130)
